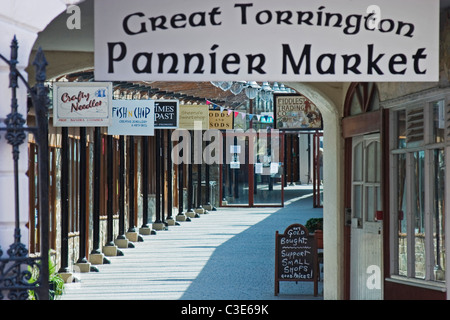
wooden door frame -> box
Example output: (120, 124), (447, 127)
(343, 82), (389, 299)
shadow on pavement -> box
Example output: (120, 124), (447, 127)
(180, 186), (324, 300)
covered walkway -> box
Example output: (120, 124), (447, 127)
(61, 185), (323, 300)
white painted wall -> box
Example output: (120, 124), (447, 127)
(287, 82), (345, 300)
(0, 0), (74, 254)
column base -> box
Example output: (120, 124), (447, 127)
(166, 218), (178, 226)
(75, 262), (91, 273)
(176, 214), (186, 221)
(152, 222), (165, 230)
(115, 237), (129, 248)
(59, 272), (74, 283)
(89, 253), (105, 265)
(102, 245), (118, 257)
(186, 210), (199, 218)
(195, 207), (205, 214)
(139, 226), (154, 235)
(126, 231), (139, 242)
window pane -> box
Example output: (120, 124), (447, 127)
(353, 185), (362, 220)
(350, 90), (361, 115)
(413, 151), (425, 279)
(397, 153), (407, 276)
(353, 142), (363, 181)
(396, 110), (406, 149)
(433, 149), (446, 281)
(366, 141), (380, 183)
(432, 100), (445, 144)
(366, 186), (375, 222)
(368, 84), (380, 111)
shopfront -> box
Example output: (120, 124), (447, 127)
(383, 88), (449, 299)
(220, 130), (285, 207)
(342, 81), (450, 299)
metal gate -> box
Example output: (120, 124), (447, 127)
(0, 37), (50, 300)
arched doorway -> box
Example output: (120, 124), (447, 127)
(287, 82), (344, 300)
(343, 82), (384, 299)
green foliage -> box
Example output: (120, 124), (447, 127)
(28, 253), (65, 300)
(305, 218), (323, 233)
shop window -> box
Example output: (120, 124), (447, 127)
(390, 96), (449, 284)
(28, 144), (58, 253)
(347, 82), (380, 116)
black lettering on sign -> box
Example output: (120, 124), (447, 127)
(275, 223), (318, 296)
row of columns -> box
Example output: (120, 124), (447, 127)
(57, 128), (216, 280)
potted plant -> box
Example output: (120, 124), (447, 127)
(28, 252), (65, 300)
(305, 218), (323, 249)
(305, 218), (323, 233)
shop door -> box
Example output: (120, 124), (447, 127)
(221, 134), (250, 206)
(350, 134), (383, 300)
(221, 131), (284, 207)
(253, 131), (284, 206)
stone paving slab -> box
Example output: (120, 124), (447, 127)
(61, 186), (323, 300)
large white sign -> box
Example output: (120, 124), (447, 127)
(109, 100), (155, 135)
(94, 0), (439, 82)
(53, 82), (111, 127)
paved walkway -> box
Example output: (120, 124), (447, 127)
(61, 185), (323, 300)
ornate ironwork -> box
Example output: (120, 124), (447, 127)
(0, 243), (42, 300)
(0, 37), (50, 300)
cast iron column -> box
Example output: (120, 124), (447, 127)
(205, 162), (210, 207)
(91, 127), (102, 256)
(128, 136), (136, 233)
(76, 127), (88, 265)
(106, 135), (114, 246)
(187, 130), (195, 216)
(176, 136), (189, 221)
(59, 127), (70, 274)
(117, 136), (128, 242)
(161, 130), (166, 224)
(154, 130), (162, 225)
(141, 136), (149, 228)
(222, 132), (227, 202)
(166, 130), (174, 221)
(196, 161), (203, 211)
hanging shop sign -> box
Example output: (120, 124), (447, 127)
(178, 105), (209, 130)
(53, 82), (112, 127)
(154, 99), (179, 129)
(209, 110), (233, 129)
(274, 93), (323, 130)
(108, 100), (155, 135)
(94, 0), (439, 82)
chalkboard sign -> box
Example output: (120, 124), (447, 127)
(275, 224), (318, 296)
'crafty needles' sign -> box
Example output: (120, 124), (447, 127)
(53, 82), (111, 127)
